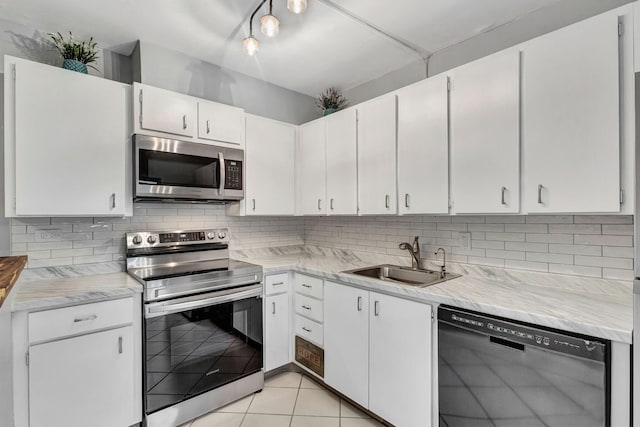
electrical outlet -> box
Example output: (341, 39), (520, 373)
(459, 232), (471, 250)
(35, 231), (62, 241)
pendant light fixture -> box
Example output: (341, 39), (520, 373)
(242, 0), (307, 56)
(261, 0), (280, 38)
(287, 0), (307, 14)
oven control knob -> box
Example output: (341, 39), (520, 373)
(207, 232), (216, 240)
(132, 235), (143, 245)
(218, 231), (227, 239)
(147, 235), (157, 244)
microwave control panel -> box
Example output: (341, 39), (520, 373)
(225, 160), (243, 190)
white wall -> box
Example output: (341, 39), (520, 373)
(344, 0), (633, 104)
(136, 41), (318, 125)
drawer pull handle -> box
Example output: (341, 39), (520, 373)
(302, 284), (312, 289)
(183, 115), (187, 130)
(405, 193), (410, 208)
(501, 187), (507, 206)
(74, 315), (97, 323)
(118, 336), (123, 354)
(206, 119), (211, 134)
(538, 184), (544, 204)
(374, 301), (380, 317)
(302, 327), (312, 333)
(272, 282), (284, 286)
(357, 296), (362, 312)
(272, 302), (276, 315)
(385, 194), (390, 209)
(330, 198), (334, 210)
(302, 305), (311, 310)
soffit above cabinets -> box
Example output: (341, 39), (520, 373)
(1, 0), (563, 96)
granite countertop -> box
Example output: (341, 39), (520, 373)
(235, 246), (633, 344)
(12, 272), (143, 312)
(0, 256), (27, 309)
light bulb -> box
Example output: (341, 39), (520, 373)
(287, 0), (307, 14)
(242, 35), (260, 56)
(260, 14), (280, 38)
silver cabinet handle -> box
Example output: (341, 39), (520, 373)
(501, 187), (507, 206)
(74, 314), (97, 323)
(302, 305), (311, 310)
(252, 199), (256, 211)
(182, 114), (187, 130)
(302, 327), (312, 333)
(374, 301), (380, 316)
(111, 193), (116, 209)
(357, 296), (362, 312)
(118, 336), (123, 354)
(272, 281), (284, 287)
(302, 284), (312, 289)
(206, 119), (211, 134)
(318, 199), (322, 211)
(272, 302), (276, 315)
(405, 193), (410, 208)
(537, 184), (544, 204)
(330, 198), (334, 210)
(385, 195), (390, 209)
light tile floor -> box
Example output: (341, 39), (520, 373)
(179, 372), (385, 427)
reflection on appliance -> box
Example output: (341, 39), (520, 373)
(438, 306), (609, 427)
(126, 228), (263, 427)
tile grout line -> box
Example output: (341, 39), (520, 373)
(288, 374), (303, 426)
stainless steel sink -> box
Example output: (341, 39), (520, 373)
(344, 264), (460, 287)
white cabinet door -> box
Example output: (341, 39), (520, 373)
(397, 75), (449, 215)
(522, 12), (620, 213)
(369, 293), (431, 427)
(450, 49), (520, 214)
(245, 115), (296, 215)
(326, 108), (358, 215)
(137, 83), (196, 137)
(29, 326), (135, 427)
(357, 94), (397, 215)
(299, 119), (327, 215)
(324, 282), (369, 408)
(197, 100), (245, 145)
(8, 58), (131, 216)
(265, 293), (290, 372)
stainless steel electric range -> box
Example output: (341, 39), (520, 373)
(126, 228), (264, 427)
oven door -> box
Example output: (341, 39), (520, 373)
(144, 284), (262, 415)
(134, 134), (244, 201)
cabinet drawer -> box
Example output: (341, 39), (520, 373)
(29, 298), (134, 344)
(295, 315), (323, 347)
(295, 274), (323, 299)
(295, 294), (323, 322)
(265, 273), (290, 296)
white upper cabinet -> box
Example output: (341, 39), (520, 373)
(522, 12), (620, 213)
(299, 119), (327, 215)
(4, 56), (132, 217)
(197, 100), (245, 145)
(449, 48), (520, 214)
(326, 108), (358, 215)
(136, 83), (196, 138)
(397, 75), (449, 215)
(243, 114), (296, 215)
(357, 94), (397, 215)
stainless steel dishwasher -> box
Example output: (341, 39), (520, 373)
(438, 306), (609, 427)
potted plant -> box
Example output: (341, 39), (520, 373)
(50, 31), (99, 74)
(316, 87), (348, 116)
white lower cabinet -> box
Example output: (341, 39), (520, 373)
(324, 281), (433, 427)
(29, 326), (135, 427)
(265, 292), (291, 371)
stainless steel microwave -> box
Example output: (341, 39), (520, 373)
(133, 134), (244, 202)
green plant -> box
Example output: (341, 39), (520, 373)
(50, 31), (99, 69)
(316, 87), (348, 111)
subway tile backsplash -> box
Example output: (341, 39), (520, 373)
(304, 214), (635, 280)
(10, 206), (635, 281)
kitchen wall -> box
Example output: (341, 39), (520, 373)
(305, 215), (635, 281)
(11, 203), (304, 269)
(344, 0), (633, 105)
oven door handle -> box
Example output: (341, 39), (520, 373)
(146, 285), (262, 317)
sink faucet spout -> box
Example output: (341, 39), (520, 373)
(399, 236), (421, 269)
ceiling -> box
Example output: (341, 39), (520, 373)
(0, 0), (563, 96)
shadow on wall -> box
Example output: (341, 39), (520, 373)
(6, 30), (60, 67)
(186, 59), (237, 106)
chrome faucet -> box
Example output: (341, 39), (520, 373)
(435, 247), (447, 278)
(399, 236), (421, 269)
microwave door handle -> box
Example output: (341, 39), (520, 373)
(218, 152), (225, 197)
